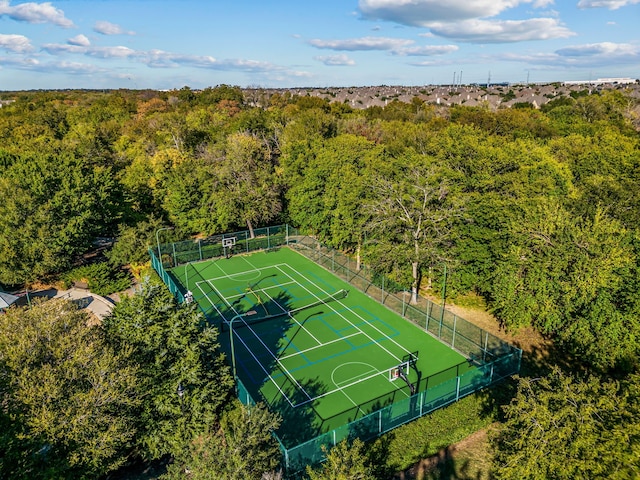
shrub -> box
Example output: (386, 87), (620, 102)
(62, 262), (131, 296)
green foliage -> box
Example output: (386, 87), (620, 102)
(102, 280), (234, 460)
(490, 202), (638, 371)
(106, 215), (166, 266)
(283, 134), (382, 251)
(501, 89), (516, 101)
(162, 402), (281, 480)
(306, 438), (375, 480)
(0, 153), (122, 284)
(3, 87), (640, 473)
(0, 299), (140, 478)
(493, 369), (640, 479)
(373, 391), (499, 473)
(364, 157), (464, 303)
(62, 261), (131, 295)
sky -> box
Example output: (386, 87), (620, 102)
(0, 0), (638, 90)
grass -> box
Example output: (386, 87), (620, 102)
(367, 385), (506, 478)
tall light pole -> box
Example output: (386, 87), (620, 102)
(439, 263), (447, 337)
(155, 226), (173, 261)
(228, 311), (257, 393)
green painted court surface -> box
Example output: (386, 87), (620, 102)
(169, 247), (471, 443)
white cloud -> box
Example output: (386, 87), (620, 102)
(87, 46), (137, 59)
(358, 0), (575, 43)
(68, 34), (90, 47)
(309, 36), (414, 51)
(0, 54), (108, 75)
(577, 0), (640, 9)
(94, 20), (134, 36)
(358, 0), (551, 25)
(393, 44), (459, 56)
(314, 54), (356, 66)
(556, 41), (639, 57)
(40, 40), (291, 74)
(42, 43), (86, 55)
(0, 33), (32, 53)
(429, 18), (575, 43)
(0, 55), (40, 68)
(0, 1), (73, 27)
(501, 42), (640, 67)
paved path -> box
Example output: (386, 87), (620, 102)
(30, 287), (115, 320)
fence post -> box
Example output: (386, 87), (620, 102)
(379, 410), (382, 433)
(402, 291), (406, 317)
(267, 226), (271, 249)
(452, 316), (457, 349)
(426, 306), (430, 332)
(172, 243), (177, 268)
(198, 239), (203, 261)
(483, 332), (489, 363)
(456, 376), (461, 401)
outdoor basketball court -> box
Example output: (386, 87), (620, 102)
(168, 246), (471, 439)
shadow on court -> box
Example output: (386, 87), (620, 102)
(215, 290), (334, 450)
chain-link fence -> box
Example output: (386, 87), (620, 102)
(151, 226), (521, 472)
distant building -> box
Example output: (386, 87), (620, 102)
(563, 77), (637, 86)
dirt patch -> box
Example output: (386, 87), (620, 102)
(394, 427), (495, 480)
(443, 302), (550, 357)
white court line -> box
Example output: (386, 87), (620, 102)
(337, 387), (366, 417)
(232, 328), (297, 408)
(293, 368), (390, 408)
(199, 261), (413, 408)
(214, 258), (261, 282)
(274, 263), (408, 364)
(259, 285), (322, 346)
(278, 331), (362, 361)
(220, 279), (297, 305)
(194, 280), (226, 319)
(333, 367), (379, 388)
(209, 278), (314, 404)
(208, 263), (291, 283)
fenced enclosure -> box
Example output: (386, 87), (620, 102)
(150, 225), (521, 471)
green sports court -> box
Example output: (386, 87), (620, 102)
(152, 225), (521, 468)
(169, 246), (473, 442)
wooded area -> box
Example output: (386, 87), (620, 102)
(0, 85), (639, 478)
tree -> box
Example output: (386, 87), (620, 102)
(215, 131), (282, 237)
(490, 201), (638, 372)
(364, 157), (463, 303)
(106, 215), (166, 267)
(283, 134), (383, 267)
(0, 299), (140, 478)
(102, 280), (234, 460)
(162, 402), (282, 480)
(0, 153), (122, 284)
(306, 438), (376, 480)
(493, 369), (640, 479)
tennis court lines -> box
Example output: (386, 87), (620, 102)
(198, 261), (417, 411)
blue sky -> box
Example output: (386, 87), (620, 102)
(0, 0), (638, 90)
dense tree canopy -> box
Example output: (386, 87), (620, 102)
(494, 369), (640, 479)
(103, 280), (234, 460)
(1, 84), (639, 476)
(0, 299), (139, 478)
